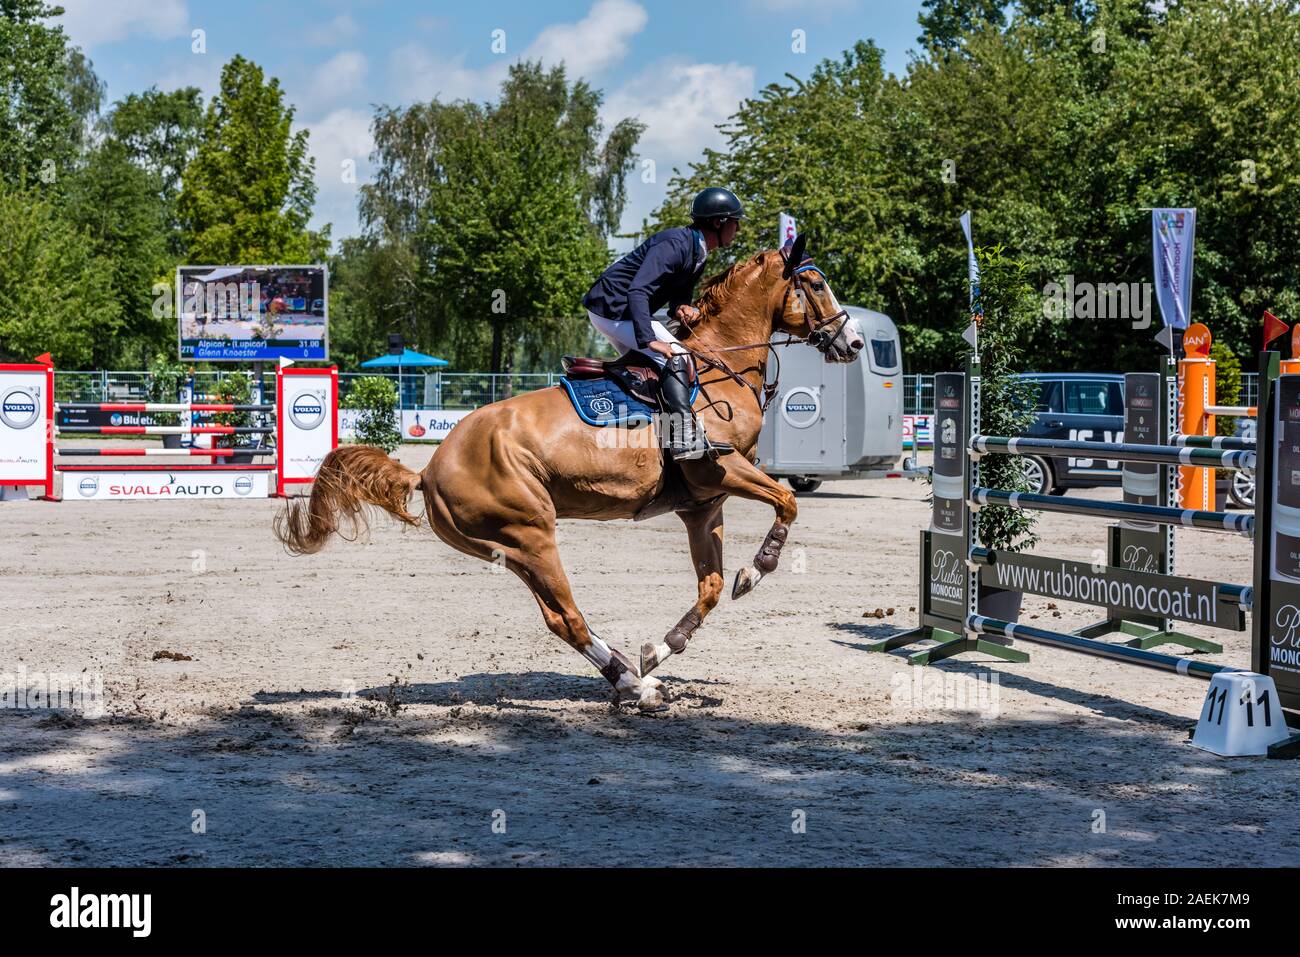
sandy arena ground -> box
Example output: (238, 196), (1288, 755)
(2, 445), (1298, 867)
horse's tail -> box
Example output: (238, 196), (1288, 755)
(273, 445), (424, 555)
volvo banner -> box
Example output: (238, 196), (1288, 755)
(278, 367), (338, 489)
(1152, 208), (1196, 330)
(0, 364), (52, 494)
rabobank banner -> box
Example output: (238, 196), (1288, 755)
(1152, 207), (1196, 330)
(339, 409), (472, 443)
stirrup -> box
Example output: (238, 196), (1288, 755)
(667, 421), (733, 462)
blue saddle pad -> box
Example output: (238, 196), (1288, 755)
(560, 375), (656, 427)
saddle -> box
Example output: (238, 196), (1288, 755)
(558, 351), (722, 519)
(561, 351), (663, 408)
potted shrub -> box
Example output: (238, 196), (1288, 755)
(970, 245), (1040, 619)
(343, 375), (402, 453)
(212, 372), (255, 462)
(147, 355), (186, 449)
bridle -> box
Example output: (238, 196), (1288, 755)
(683, 238), (851, 414)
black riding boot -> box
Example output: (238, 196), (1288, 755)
(659, 355), (732, 461)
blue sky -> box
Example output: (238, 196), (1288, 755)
(54, 0), (927, 249)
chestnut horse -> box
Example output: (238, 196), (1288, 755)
(275, 241), (863, 710)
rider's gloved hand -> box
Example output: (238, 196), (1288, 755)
(673, 305), (702, 326)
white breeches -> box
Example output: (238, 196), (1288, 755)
(587, 310), (684, 367)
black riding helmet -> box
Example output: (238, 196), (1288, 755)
(690, 187), (745, 224)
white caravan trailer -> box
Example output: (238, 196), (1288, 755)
(755, 305), (915, 493)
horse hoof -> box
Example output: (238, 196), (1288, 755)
(732, 565), (763, 600)
(637, 685), (667, 712)
(641, 641), (672, 675)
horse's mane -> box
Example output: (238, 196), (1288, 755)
(696, 251), (776, 314)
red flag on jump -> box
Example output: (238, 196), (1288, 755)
(1263, 310), (1287, 348)
(33, 352), (53, 366)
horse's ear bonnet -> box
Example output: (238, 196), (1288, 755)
(781, 233), (808, 279)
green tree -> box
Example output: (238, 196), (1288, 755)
(970, 246), (1040, 552)
(0, 181), (118, 365)
(656, 0), (1300, 374)
(178, 55), (327, 263)
(0, 0), (92, 189)
(917, 0), (1007, 50)
(107, 86), (204, 253)
(344, 376), (401, 452)
(62, 138), (172, 365)
(651, 42), (931, 355)
(353, 61), (643, 372)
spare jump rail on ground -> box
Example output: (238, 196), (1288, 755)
(966, 616), (1238, 679)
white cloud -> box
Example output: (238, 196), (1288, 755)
(305, 14), (360, 46)
(523, 0), (649, 80)
(603, 60), (754, 247)
(293, 51), (368, 115)
(381, 2), (749, 248)
(604, 60), (753, 157)
(390, 43), (507, 103)
(53, 0), (189, 48)
(390, 0), (648, 103)
(746, 0), (857, 11)
(305, 108), (375, 244)
(154, 53), (225, 99)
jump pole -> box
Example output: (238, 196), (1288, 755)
(0, 359), (338, 501)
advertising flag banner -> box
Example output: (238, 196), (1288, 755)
(779, 213), (797, 247)
(959, 210), (980, 319)
(1152, 208), (1196, 330)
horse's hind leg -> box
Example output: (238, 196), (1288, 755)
(425, 497), (664, 710)
(515, 537), (665, 711)
(642, 501), (725, 675)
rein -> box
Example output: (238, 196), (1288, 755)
(680, 254), (849, 415)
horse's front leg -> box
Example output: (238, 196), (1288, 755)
(686, 455), (797, 600)
(641, 501), (725, 676)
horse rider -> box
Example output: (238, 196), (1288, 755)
(583, 186), (745, 460)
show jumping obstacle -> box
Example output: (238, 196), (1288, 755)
(1171, 321), (1300, 508)
(0, 361), (338, 500)
(872, 349), (1300, 731)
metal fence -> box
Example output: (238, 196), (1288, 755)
(899, 374), (1253, 416)
(47, 369), (1264, 418)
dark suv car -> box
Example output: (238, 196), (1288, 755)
(1015, 373), (1126, 494)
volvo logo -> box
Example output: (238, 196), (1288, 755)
(289, 392), (325, 430)
(78, 475), (99, 498)
(234, 475), (254, 496)
(0, 389), (39, 430)
(780, 387), (820, 429)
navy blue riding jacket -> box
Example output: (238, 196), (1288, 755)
(583, 227), (708, 348)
